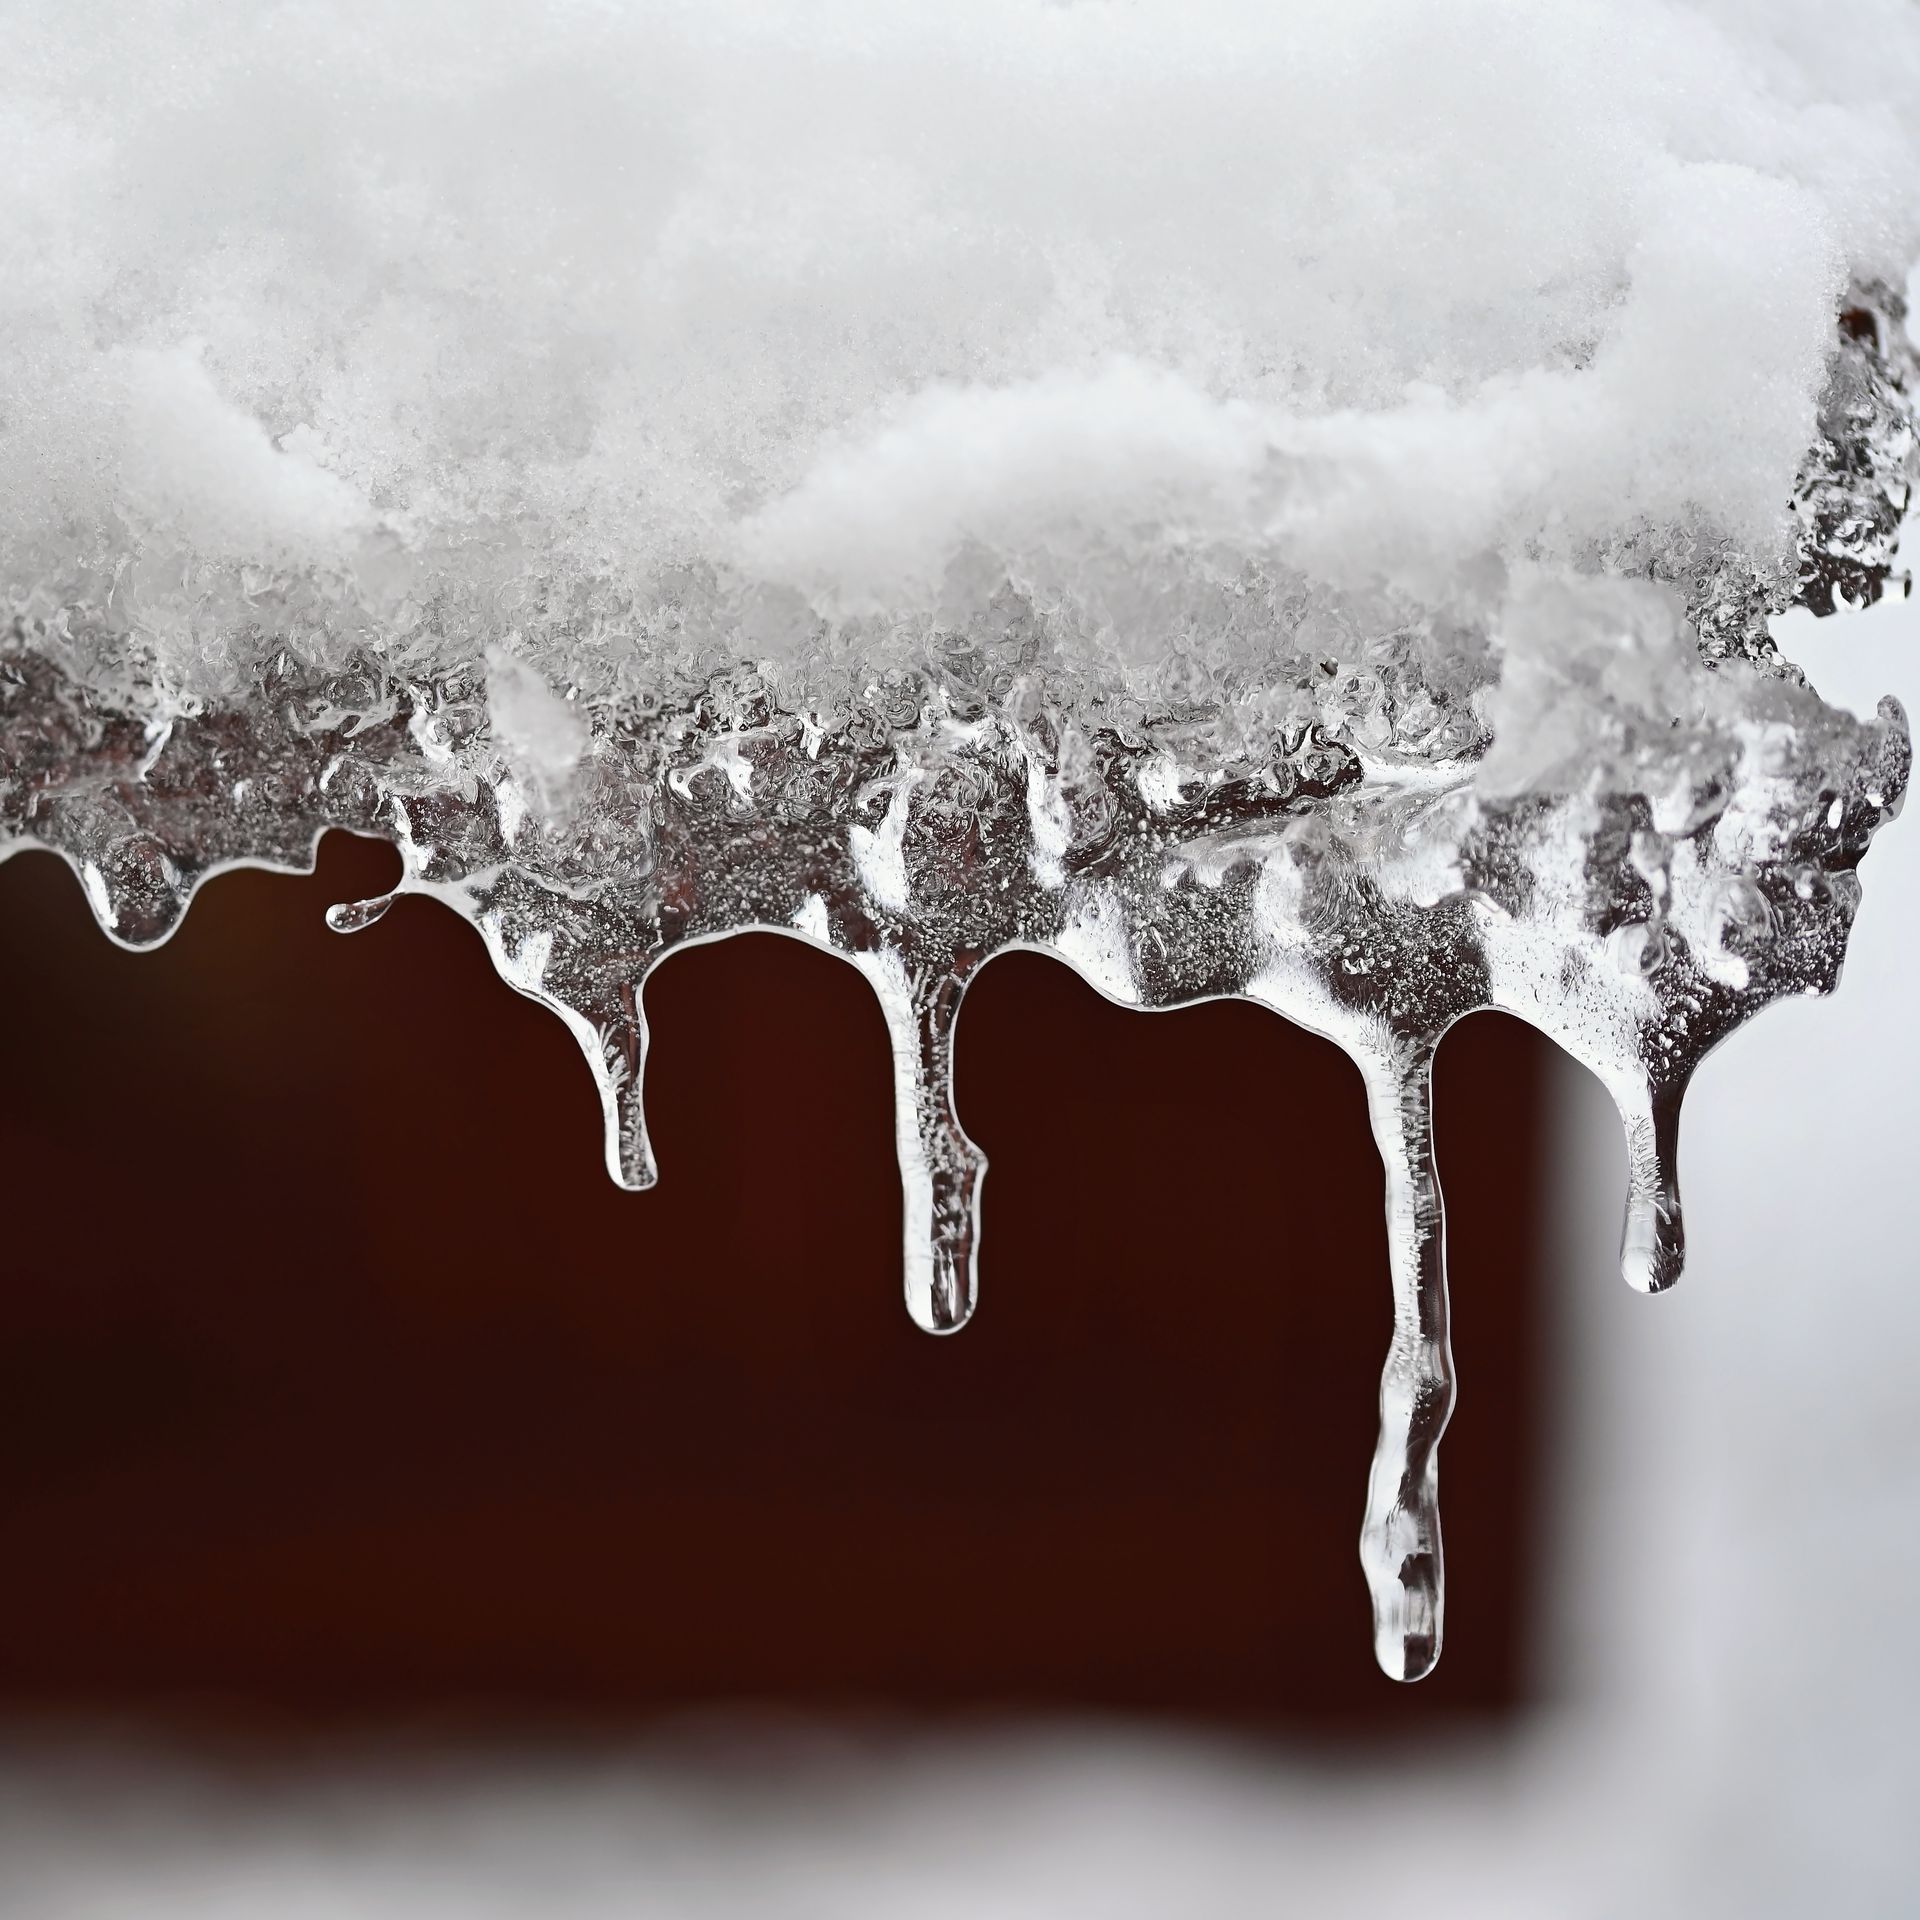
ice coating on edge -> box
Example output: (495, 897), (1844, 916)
(4, 1), (1920, 1682)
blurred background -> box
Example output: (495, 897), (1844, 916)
(0, 602), (1913, 1915)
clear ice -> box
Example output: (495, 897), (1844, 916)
(4, 296), (1912, 1683)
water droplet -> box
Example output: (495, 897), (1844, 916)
(326, 893), (396, 934)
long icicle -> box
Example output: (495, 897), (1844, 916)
(1356, 1030), (1456, 1682)
(600, 973), (659, 1193)
(855, 949), (987, 1334)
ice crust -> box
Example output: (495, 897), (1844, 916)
(4, 0), (1919, 1682)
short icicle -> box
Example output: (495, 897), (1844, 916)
(854, 948), (986, 1334)
(1356, 1031), (1456, 1683)
(599, 976), (659, 1193)
(1611, 1073), (1685, 1293)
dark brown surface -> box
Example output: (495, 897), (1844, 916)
(0, 831), (1548, 1734)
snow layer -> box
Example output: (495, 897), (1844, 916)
(7, 0), (1920, 690)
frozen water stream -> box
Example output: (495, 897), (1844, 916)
(3, 483), (1908, 1679)
(5, 591), (1916, 1914)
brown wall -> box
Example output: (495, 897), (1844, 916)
(0, 831), (1549, 1736)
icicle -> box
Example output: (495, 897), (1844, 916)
(1611, 1074), (1685, 1293)
(1355, 1031), (1455, 1683)
(492, 972), (660, 1193)
(854, 948), (986, 1334)
(598, 976), (658, 1193)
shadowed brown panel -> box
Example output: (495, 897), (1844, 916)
(0, 831), (1547, 1733)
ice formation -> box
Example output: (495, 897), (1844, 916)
(4, 0), (1919, 1681)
